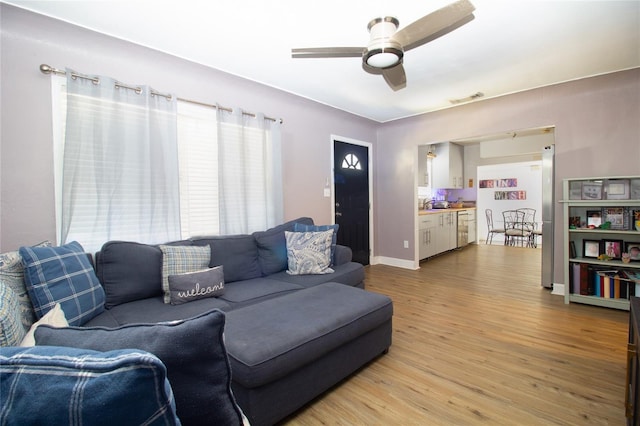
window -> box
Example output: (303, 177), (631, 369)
(341, 153), (362, 170)
(176, 102), (220, 238)
(52, 75), (282, 252)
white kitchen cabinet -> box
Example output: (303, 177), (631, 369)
(417, 146), (430, 186)
(467, 209), (477, 243)
(418, 214), (437, 259)
(432, 142), (463, 189)
(435, 211), (457, 253)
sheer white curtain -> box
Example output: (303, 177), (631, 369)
(216, 107), (283, 234)
(61, 70), (180, 252)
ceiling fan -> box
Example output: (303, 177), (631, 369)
(291, 0), (475, 91)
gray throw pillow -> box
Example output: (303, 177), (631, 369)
(168, 266), (225, 305)
(159, 245), (210, 304)
(35, 309), (244, 426)
(253, 217), (314, 275)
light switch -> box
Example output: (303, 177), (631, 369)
(323, 188), (331, 197)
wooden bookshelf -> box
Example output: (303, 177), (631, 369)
(562, 176), (640, 310)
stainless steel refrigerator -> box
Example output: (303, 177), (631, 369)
(541, 145), (555, 288)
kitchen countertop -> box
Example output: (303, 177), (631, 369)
(418, 207), (477, 215)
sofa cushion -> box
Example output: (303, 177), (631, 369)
(20, 241), (105, 326)
(285, 230), (335, 275)
(0, 279), (26, 347)
(95, 241), (165, 308)
(159, 244), (210, 304)
(333, 244), (353, 266)
(168, 266), (225, 305)
(0, 346), (180, 426)
(83, 296), (233, 327)
(217, 277), (302, 304)
(266, 261), (365, 289)
(0, 241), (51, 329)
(253, 217), (314, 276)
(293, 222), (339, 265)
(224, 282), (393, 389)
(35, 309), (244, 426)
(192, 235), (261, 283)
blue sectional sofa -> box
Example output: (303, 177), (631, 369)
(1, 217), (393, 426)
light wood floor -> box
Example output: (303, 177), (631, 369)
(282, 244), (629, 425)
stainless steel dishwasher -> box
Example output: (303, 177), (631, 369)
(457, 211), (468, 247)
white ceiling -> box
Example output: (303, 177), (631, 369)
(5, 0), (640, 122)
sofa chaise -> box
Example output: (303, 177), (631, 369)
(0, 217), (393, 426)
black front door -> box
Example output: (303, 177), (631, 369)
(333, 140), (370, 265)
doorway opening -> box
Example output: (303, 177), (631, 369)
(420, 126), (556, 288)
(332, 136), (373, 265)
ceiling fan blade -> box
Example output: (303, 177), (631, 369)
(392, 0), (475, 51)
(382, 64), (406, 91)
(291, 47), (364, 59)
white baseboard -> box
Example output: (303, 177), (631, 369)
(371, 256), (419, 270)
(551, 283), (564, 296)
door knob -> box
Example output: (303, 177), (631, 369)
(335, 212), (342, 217)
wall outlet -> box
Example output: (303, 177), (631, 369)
(403, 240), (409, 249)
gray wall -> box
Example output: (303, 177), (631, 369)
(376, 69), (640, 282)
(0, 4), (377, 251)
(2, 4), (639, 287)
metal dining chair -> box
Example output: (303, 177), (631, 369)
(485, 209), (505, 245)
(517, 208), (539, 247)
(503, 209), (532, 247)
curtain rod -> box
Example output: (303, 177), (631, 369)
(39, 64), (283, 124)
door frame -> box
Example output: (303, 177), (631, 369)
(330, 135), (374, 265)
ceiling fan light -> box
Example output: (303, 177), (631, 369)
(364, 46), (403, 69)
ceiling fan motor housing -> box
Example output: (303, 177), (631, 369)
(364, 17), (403, 69)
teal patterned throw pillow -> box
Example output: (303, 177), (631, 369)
(0, 280), (26, 347)
(285, 230), (335, 275)
(0, 241), (51, 329)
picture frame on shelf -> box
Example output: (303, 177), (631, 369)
(569, 216), (581, 228)
(586, 210), (602, 227)
(604, 179), (630, 200)
(583, 239), (601, 258)
(603, 207), (626, 230)
(603, 239), (624, 259)
(626, 242), (640, 261)
(569, 181), (582, 200)
(582, 181), (603, 200)
(633, 210), (640, 232)
(630, 179), (640, 200)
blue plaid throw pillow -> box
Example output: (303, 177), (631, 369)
(0, 346), (180, 425)
(20, 241), (105, 326)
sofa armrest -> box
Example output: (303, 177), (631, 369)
(333, 245), (353, 266)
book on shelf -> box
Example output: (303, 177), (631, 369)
(570, 262), (638, 299)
